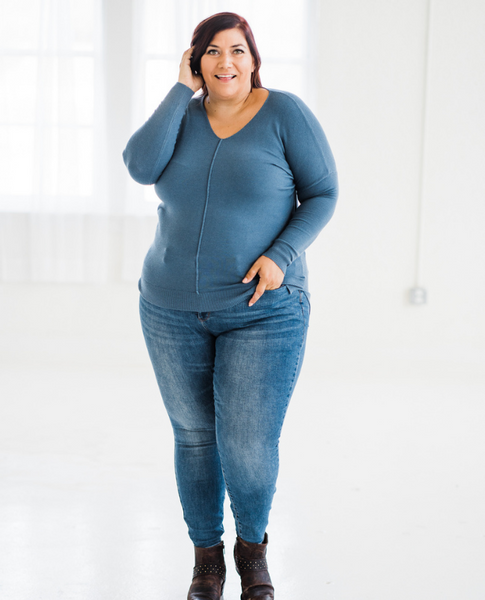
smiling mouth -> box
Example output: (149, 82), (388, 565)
(215, 75), (236, 80)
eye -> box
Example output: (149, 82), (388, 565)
(207, 49), (218, 55)
(233, 48), (244, 54)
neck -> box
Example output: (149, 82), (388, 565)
(205, 88), (253, 116)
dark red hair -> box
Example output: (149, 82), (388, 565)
(190, 12), (262, 95)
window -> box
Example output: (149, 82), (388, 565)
(0, 0), (105, 213)
(0, 0), (316, 282)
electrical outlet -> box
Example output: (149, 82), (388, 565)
(409, 287), (427, 305)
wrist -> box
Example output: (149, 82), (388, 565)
(179, 79), (201, 93)
(177, 79), (194, 93)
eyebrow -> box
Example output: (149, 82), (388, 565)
(207, 44), (246, 48)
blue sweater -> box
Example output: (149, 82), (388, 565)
(123, 82), (338, 311)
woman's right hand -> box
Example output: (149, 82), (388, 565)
(178, 48), (203, 93)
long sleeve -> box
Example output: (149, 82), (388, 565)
(263, 93), (338, 274)
(122, 83), (195, 185)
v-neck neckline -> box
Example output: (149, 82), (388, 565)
(200, 89), (271, 141)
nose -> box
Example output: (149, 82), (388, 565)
(218, 51), (233, 67)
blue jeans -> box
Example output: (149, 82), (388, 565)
(139, 286), (310, 547)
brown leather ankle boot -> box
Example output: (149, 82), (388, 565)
(234, 534), (274, 600)
(187, 541), (226, 600)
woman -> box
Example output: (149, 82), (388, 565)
(123, 12), (338, 600)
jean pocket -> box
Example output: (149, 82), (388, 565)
(267, 284), (291, 294)
(258, 285), (291, 302)
(298, 290), (311, 320)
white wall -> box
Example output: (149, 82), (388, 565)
(1, 0), (485, 382)
(308, 0), (485, 379)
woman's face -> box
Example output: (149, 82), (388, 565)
(200, 28), (254, 101)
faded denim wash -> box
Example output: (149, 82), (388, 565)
(139, 285), (310, 547)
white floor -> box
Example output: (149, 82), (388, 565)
(1, 358), (485, 600)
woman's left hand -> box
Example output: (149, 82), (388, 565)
(243, 256), (285, 306)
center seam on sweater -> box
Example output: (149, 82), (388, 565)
(195, 139), (222, 294)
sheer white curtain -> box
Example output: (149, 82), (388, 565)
(0, 0), (315, 283)
(0, 0), (116, 281)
